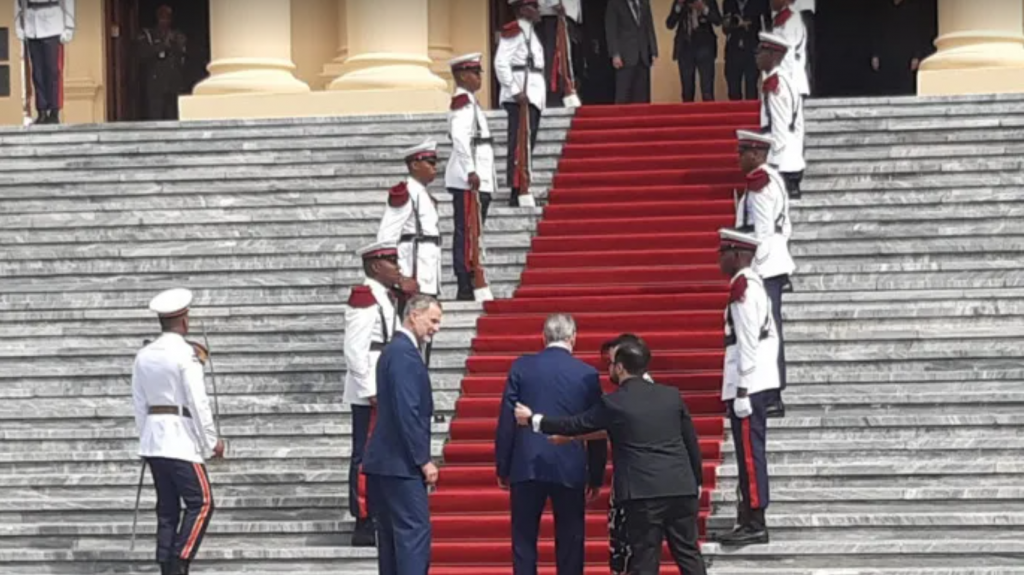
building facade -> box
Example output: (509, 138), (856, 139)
(0, 0), (1023, 125)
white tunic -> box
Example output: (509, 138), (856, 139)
(15, 0), (75, 40)
(722, 269), (781, 401)
(376, 177), (442, 296)
(494, 19), (547, 109)
(132, 332), (218, 463)
(343, 278), (398, 407)
(735, 164), (796, 280)
(760, 67), (806, 174)
(539, 0), (582, 23)
(771, 8), (810, 96)
(445, 87), (496, 194)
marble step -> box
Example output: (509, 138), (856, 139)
(804, 171), (1024, 192)
(709, 568), (1024, 575)
(806, 115), (1024, 138)
(784, 187), (1024, 208)
(701, 540), (1024, 567)
(810, 127), (1024, 149)
(717, 460), (1024, 480)
(0, 559), (378, 575)
(0, 493), (348, 513)
(787, 359), (1024, 386)
(706, 513), (1024, 541)
(0, 468), (351, 488)
(715, 474), (1024, 493)
(792, 236), (1024, 258)
(0, 546), (379, 567)
(719, 436), (1024, 455)
(807, 94), (1024, 116)
(711, 486), (1024, 506)
(784, 287), (1024, 304)
(792, 202), (1024, 223)
(792, 270), (1024, 292)
(808, 142), (1024, 162)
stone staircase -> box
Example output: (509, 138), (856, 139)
(0, 109), (570, 573)
(703, 94), (1024, 574)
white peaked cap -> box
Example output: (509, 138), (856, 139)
(149, 288), (193, 318)
(719, 228), (761, 250)
(356, 240), (399, 259)
(449, 52), (483, 70)
(736, 129), (774, 149)
(400, 139), (438, 160)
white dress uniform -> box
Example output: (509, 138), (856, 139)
(539, 0), (582, 22)
(495, 18), (547, 110)
(734, 131), (795, 280)
(376, 140), (443, 296)
(770, 5), (809, 96)
(722, 266), (780, 402)
(14, 0), (75, 40)
(343, 278), (398, 407)
(758, 34), (805, 175)
(446, 85), (496, 194)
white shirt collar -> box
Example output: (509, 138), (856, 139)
(406, 176), (427, 197)
(546, 341), (572, 352)
(397, 326), (419, 346)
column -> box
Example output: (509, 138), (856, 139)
(429, 0), (455, 87)
(193, 0), (309, 95)
(918, 0), (1024, 95)
(321, 0), (349, 81)
(328, 0), (447, 93)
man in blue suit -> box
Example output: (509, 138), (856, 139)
(362, 294), (443, 575)
(495, 313), (608, 575)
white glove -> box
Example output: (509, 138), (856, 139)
(733, 396), (752, 419)
(60, 29), (73, 44)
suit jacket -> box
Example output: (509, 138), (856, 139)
(495, 346), (607, 489)
(362, 331), (434, 479)
(605, 0), (659, 67)
(538, 376), (703, 502)
(666, 0), (723, 61)
(721, 0), (768, 57)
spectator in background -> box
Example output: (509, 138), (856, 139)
(605, 0), (659, 104)
(722, 0), (768, 100)
(870, 0), (932, 95)
(667, 0), (723, 102)
(136, 5), (187, 121)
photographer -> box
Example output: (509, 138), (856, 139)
(722, 0), (768, 100)
(666, 0), (722, 102)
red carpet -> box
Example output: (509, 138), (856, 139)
(430, 101), (759, 573)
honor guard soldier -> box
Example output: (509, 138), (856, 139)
(447, 52), (497, 302)
(496, 0), (546, 208)
(132, 288), (224, 575)
(716, 228), (779, 547)
(344, 241), (417, 546)
(768, 0), (809, 98)
(15, 0), (76, 124)
(757, 31), (805, 199)
(735, 129), (793, 417)
(377, 139), (443, 303)
(539, 0), (583, 108)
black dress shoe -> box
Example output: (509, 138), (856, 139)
(160, 561), (175, 575)
(717, 524), (769, 547)
(351, 518), (377, 547)
(788, 189), (802, 200)
(455, 291), (475, 302)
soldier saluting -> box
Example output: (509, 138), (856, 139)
(132, 288), (224, 575)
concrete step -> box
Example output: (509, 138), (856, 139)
(804, 171), (1024, 193)
(711, 487), (1024, 505)
(707, 513), (1024, 541)
(702, 540), (1024, 567)
(717, 459), (1024, 480)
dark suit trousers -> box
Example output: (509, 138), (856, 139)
(449, 188), (492, 295)
(367, 474), (431, 575)
(726, 47), (758, 101)
(621, 495), (706, 575)
(763, 274), (788, 392)
(615, 63), (651, 104)
(146, 457), (215, 564)
(510, 481), (586, 575)
(27, 36), (61, 113)
(348, 404), (373, 519)
(503, 102), (542, 203)
(729, 391), (771, 512)
(678, 47), (716, 102)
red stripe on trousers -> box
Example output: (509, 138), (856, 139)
(180, 463), (212, 559)
(357, 407), (378, 519)
(741, 418), (760, 509)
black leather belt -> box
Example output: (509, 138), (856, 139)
(148, 405), (192, 418)
(473, 137), (494, 145)
(27, 0), (61, 7)
(512, 65), (543, 73)
(370, 342), (386, 352)
(399, 234), (441, 245)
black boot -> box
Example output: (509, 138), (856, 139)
(351, 517), (376, 547)
(718, 507), (769, 547)
(508, 191), (520, 207)
(160, 561), (175, 575)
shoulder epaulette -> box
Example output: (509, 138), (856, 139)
(501, 21), (522, 38)
(388, 182), (410, 207)
(746, 168), (770, 192)
(450, 94), (471, 111)
(762, 74), (779, 94)
(348, 285), (377, 308)
(729, 275), (749, 304)
(773, 8), (793, 27)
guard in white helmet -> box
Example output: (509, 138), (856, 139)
(757, 31), (805, 199)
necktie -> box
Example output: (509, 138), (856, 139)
(629, 0), (641, 23)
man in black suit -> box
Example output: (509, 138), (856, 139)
(605, 0), (659, 104)
(722, 0), (768, 100)
(666, 0), (722, 102)
(515, 341), (707, 575)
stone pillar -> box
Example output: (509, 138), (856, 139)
(328, 0), (448, 93)
(918, 0), (1024, 95)
(193, 0), (309, 95)
(321, 0), (349, 81)
(429, 0), (455, 87)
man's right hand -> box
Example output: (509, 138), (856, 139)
(368, 396), (378, 407)
(871, 56), (880, 71)
(612, 56), (624, 70)
(497, 476), (510, 490)
(212, 439), (226, 459)
(468, 172), (481, 192)
(422, 462), (439, 486)
(514, 92), (528, 105)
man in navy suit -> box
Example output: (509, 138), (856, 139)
(495, 313), (608, 575)
(362, 294), (443, 575)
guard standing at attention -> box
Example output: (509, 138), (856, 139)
(734, 129), (793, 417)
(757, 32), (805, 199)
(15, 0), (75, 124)
(446, 52), (496, 302)
(767, 0), (809, 98)
(715, 229), (779, 547)
(344, 241), (419, 546)
(495, 0), (546, 208)
(132, 288), (224, 575)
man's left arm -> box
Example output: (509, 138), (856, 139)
(494, 367), (521, 481)
(583, 372), (608, 489)
(703, 0), (723, 26)
(679, 396), (704, 488)
(61, 0), (75, 43)
(534, 398), (612, 437)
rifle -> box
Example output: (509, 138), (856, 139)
(197, 321), (223, 438)
(513, 96), (533, 206)
(551, 1), (581, 108)
(129, 460), (147, 551)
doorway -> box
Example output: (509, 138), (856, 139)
(105, 0), (211, 122)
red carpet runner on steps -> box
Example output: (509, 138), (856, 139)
(430, 101), (761, 574)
